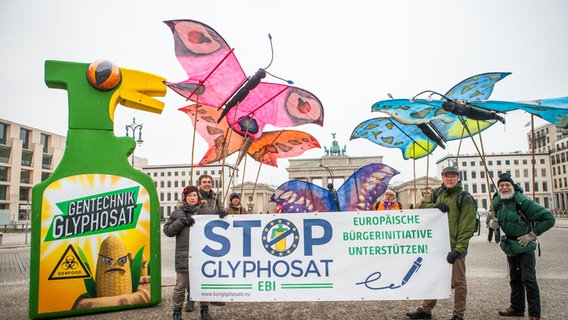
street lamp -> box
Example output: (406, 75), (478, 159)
(320, 164), (339, 211)
(125, 117), (143, 166)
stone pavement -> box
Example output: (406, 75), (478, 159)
(1, 220), (567, 319)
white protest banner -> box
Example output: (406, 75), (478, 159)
(189, 209), (451, 302)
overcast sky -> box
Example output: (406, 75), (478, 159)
(1, 0), (567, 187)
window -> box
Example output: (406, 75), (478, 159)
(541, 169), (546, 177)
(515, 169), (520, 178)
(0, 122), (7, 145)
(514, 159), (519, 165)
(42, 154), (52, 170)
(523, 159), (528, 165)
(0, 166), (7, 182)
(20, 170), (31, 184)
(19, 187), (30, 201)
(21, 150), (33, 167)
(41, 172), (51, 181)
(543, 182), (548, 192)
(0, 145), (9, 163)
(174, 181), (178, 188)
(471, 171), (476, 179)
(505, 160), (510, 165)
(480, 171), (485, 179)
(481, 183), (486, 193)
(534, 182), (539, 192)
(167, 171), (171, 176)
(472, 184), (478, 193)
(540, 159), (546, 164)
(462, 161), (467, 167)
(40, 133), (49, 153)
(496, 160), (502, 165)
(525, 182), (530, 192)
(174, 171), (178, 176)
(523, 169), (529, 178)
(160, 172), (164, 176)
(167, 181), (171, 188)
(488, 160), (493, 165)
(20, 128), (31, 150)
(0, 185), (6, 200)
(167, 193), (171, 201)
(160, 181), (164, 188)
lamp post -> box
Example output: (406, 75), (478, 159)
(125, 117), (143, 167)
(320, 164), (339, 211)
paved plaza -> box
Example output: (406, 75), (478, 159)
(1, 219), (567, 319)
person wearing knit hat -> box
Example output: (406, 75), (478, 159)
(497, 172), (515, 186)
(164, 185), (220, 320)
(226, 192), (245, 214)
(373, 189), (403, 210)
(492, 172), (555, 320)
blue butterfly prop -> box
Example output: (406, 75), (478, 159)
(351, 72), (512, 160)
(270, 163), (399, 212)
(373, 72), (568, 129)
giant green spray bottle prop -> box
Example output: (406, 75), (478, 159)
(29, 60), (166, 319)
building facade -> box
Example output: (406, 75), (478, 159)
(0, 119), (66, 225)
(437, 151), (553, 211)
(141, 163), (238, 219)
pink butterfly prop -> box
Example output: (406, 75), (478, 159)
(165, 19), (324, 139)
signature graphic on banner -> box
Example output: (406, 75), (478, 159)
(356, 257), (423, 290)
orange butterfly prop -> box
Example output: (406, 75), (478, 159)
(179, 104), (321, 167)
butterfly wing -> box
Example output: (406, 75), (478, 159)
(165, 19), (246, 108)
(178, 104), (244, 166)
(468, 98), (568, 128)
(226, 84), (324, 139)
(445, 72), (511, 101)
(350, 117), (438, 160)
(271, 180), (335, 213)
(247, 130), (321, 167)
(336, 163), (400, 211)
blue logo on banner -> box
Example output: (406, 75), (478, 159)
(261, 219), (300, 257)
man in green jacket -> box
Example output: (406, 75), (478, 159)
(406, 166), (477, 320)
(491, 173), (555, 320)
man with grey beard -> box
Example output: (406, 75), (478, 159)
(490, 173), (555, 320)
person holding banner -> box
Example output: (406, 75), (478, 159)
(491, 173), (555, 320)
(406, 166), (477, 320)
(164, 186), (226, 320)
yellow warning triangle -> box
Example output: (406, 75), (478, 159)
(48, 245), (92, 280)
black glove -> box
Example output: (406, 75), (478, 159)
(180, 216), (195, 227)
(434, 202), (450, 213)
(217, 210), (228, 219)
(446, 250), (461, 264)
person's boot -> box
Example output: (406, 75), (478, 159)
(200, 305), (212, 320)
(173, 310), (182, 320)
(184, 300), (195, 312)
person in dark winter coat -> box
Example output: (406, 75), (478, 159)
(226, 192), (245, 214)
(490, 173), (555, 320)
(163, 186), (226, 320)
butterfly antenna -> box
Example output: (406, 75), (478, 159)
(263, 33), (294, 85)
(410, 90), (451, 102)
(264, 33), (274, 70)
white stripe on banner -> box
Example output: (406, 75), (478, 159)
(189, 209), (451, 302)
